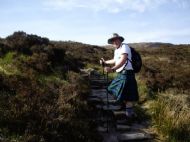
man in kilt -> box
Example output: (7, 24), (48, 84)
(100, 33), (139, 117)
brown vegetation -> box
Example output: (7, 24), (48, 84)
(0, 31), (106, 142)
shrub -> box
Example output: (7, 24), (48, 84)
(5, 31), (49, 55)
(138, 45), (190, 93)
(0, 69), (99, 142)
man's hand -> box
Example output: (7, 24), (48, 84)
(104, 67), (113, 73)
(100, 58), (105, 66)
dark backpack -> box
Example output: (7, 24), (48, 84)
(128, 47), (142, 73)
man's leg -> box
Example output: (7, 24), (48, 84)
(125, 101), (135, 117)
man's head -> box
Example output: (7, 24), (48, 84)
(107, 33), (124, 48)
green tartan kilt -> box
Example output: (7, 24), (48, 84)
(108, 71), (139, 102)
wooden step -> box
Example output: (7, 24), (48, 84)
(97, 126), (108, 133)
(117, 132), (152, 142)
(116, 120), (130, 125)
(102, 99), (117, 104)
(116, 124), (131, 132)
(87, 98), (102, 104)
(113, 110), (126, 116)
(103, 105), (122, 111)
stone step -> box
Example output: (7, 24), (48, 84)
(91, 85), (105, 89)
(99, 96), (115, 101)
(117, 132), (152, 142)
(102, 132), (118, 142)
(95, 104), (103, 109)
(103, 105), (122, 111)
(91, 90), (111, 98)
(88, 95), (100, 99)
(97, 126), (108, 133)
(91, 89), (107, 93)
(87, 98), (102, 104)
(113, 110), (126, 119)
(130, 123), (147, 130)
(91, 82), (108, 86)
(91, 79), (107, 83)
(116, 120), (130, 125)
(102, 99), (117, 105)
(91, 93), (115, 100)
(116, 124), (131, 132)
(96, 117), (113, 123)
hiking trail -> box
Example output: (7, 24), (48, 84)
(86, 72), (155, 142)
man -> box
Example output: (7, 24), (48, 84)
(100, 33), (139, 117)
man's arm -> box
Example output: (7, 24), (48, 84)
(104, 53), (128, 73)
(111, 53), (127, 71)
(105, 59), (115, 64)
(100, 58), (115, 65)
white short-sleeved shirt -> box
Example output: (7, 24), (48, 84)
(114, 43), (133, 72)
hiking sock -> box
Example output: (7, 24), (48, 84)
(125, 107), (134, 117)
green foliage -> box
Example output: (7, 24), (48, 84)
(150, 93), (190, 142)
(0, 52), (19, 75)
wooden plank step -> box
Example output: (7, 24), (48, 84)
(116, 120), (130, 125)
(87, 98), (102, 104)
(117, 132), (152, 142)
(97, 126), (108, 133)
(116, 124), (131, 132)
(113, 111), (126, 117)
(91, 89), (107, 93)
(91, 85), (104, 89)
(113, 110), (127, 121)
(102, 99), (117, 105)
(95, 104), (103, 109)
(103, 105), (122, 111)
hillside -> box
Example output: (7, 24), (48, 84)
(134, 43), (190, 142)
(0, 31), (111, 142)
(129, 42), (174, 48)
(0, 31), (189, 142)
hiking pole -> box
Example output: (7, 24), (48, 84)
(100, 59), (105, 79)
(103, 65), (105, 79)
(106, 71), (109, 133)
